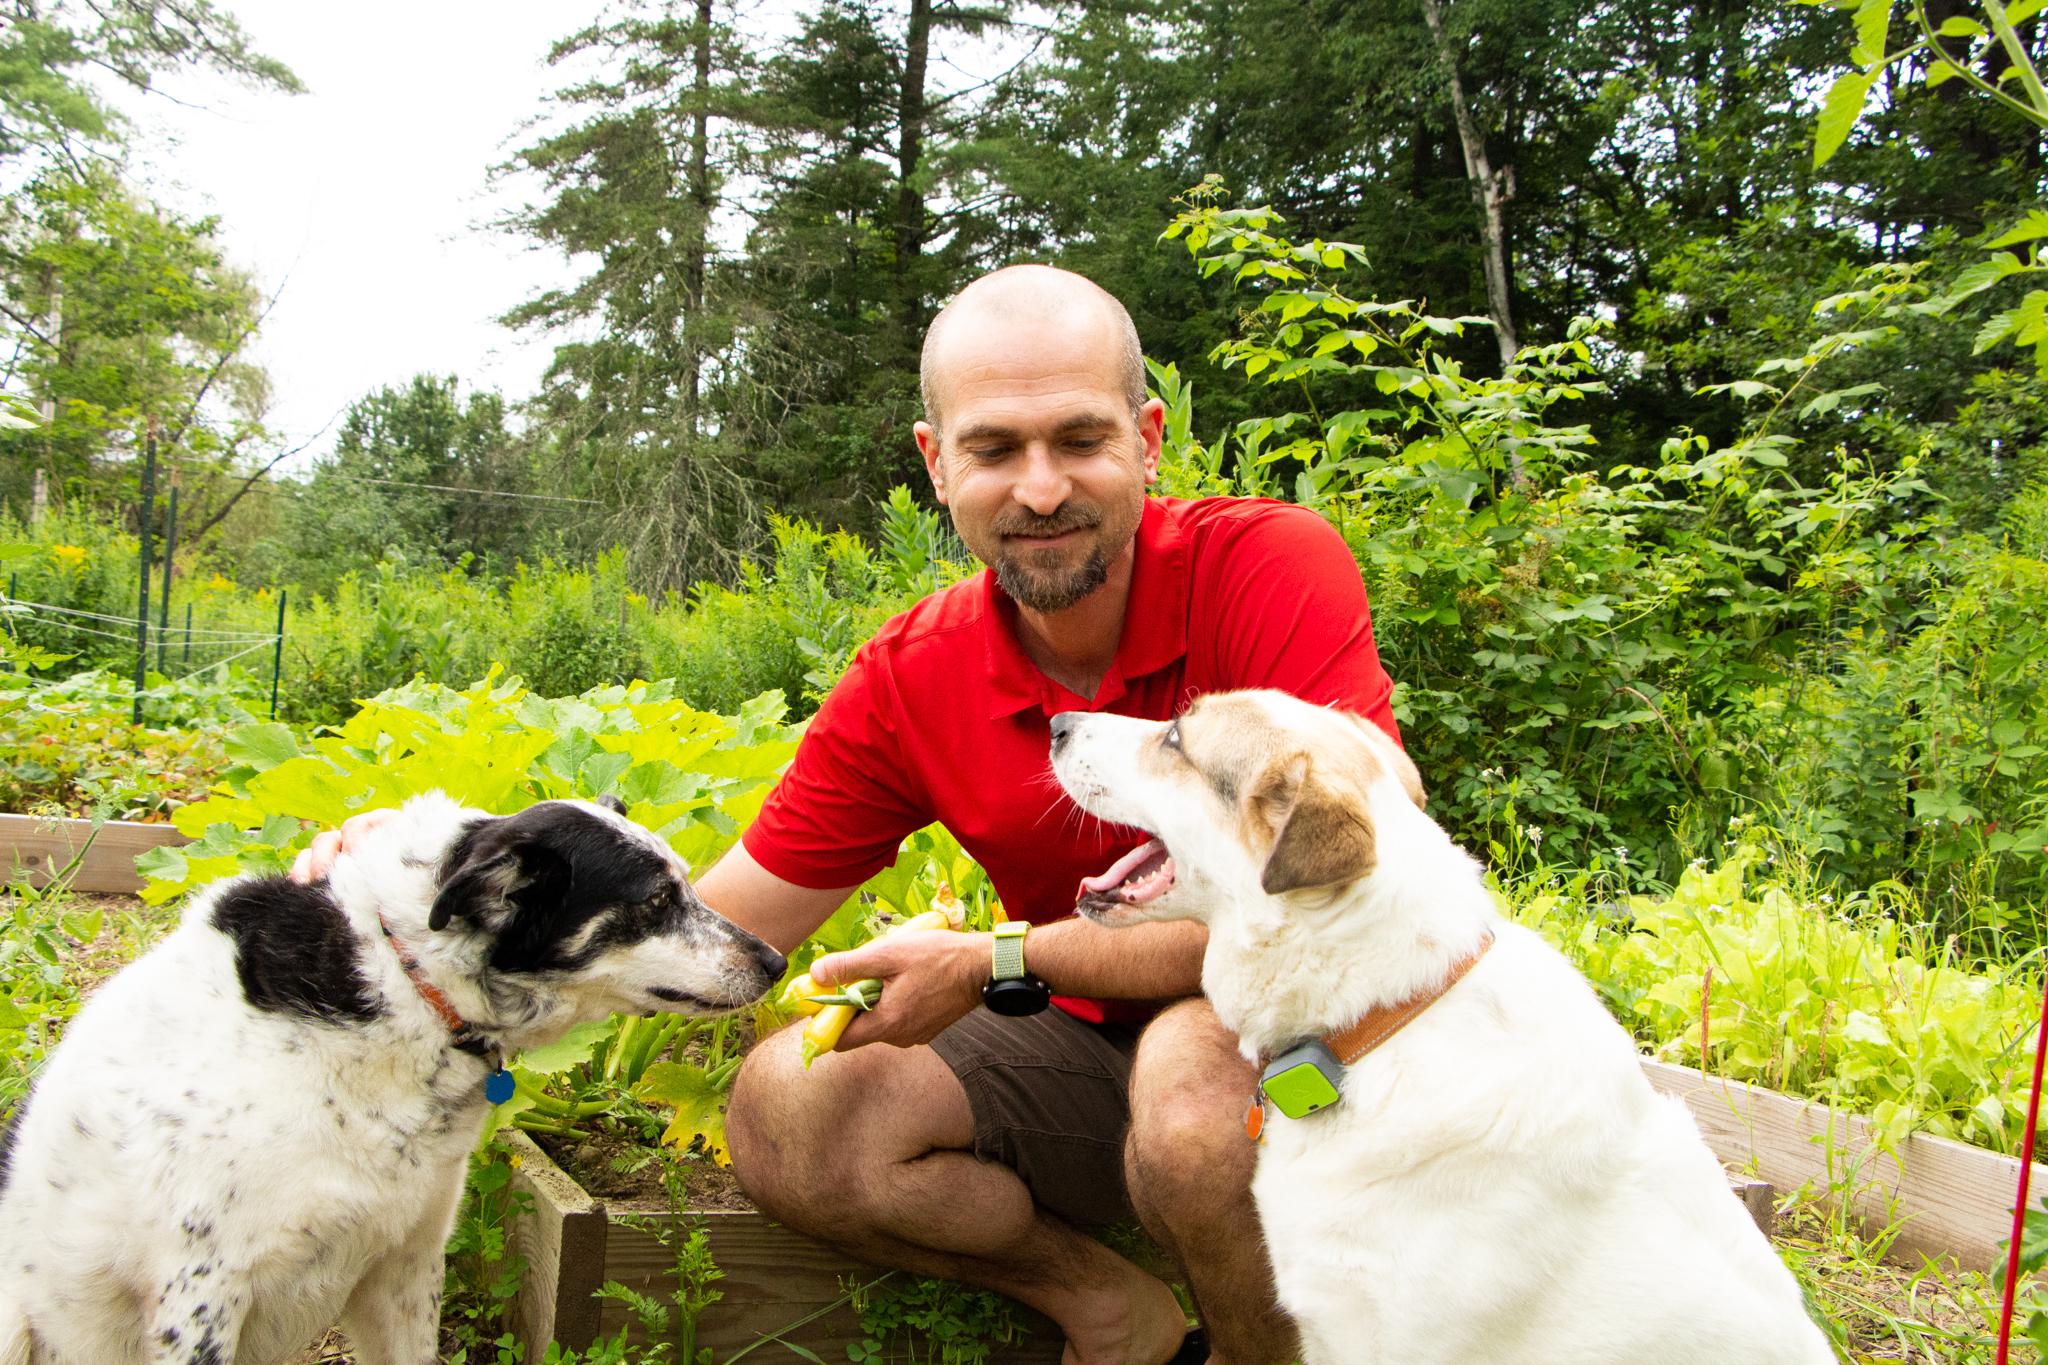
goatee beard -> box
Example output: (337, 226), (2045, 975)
(995, 549), (1111, 612)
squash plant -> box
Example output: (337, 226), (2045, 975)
(135, 670), (998, 1164)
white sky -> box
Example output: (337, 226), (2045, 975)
(113, 1), (1029, 470)
(116, 1), (617, 468)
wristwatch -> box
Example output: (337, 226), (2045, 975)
(982, 921), (1052, 1016)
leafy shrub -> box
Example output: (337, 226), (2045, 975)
(1514, 843), (2043, 1155)
(0, 667), (257, 819)
(135, 672), (995, 1159)
(1158, 191), (2048, 940)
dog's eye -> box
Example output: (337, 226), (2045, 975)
(1162, 722), (1181, 751)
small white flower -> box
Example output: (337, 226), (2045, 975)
(1613, 847), (1630, 865)
(1523, 824), (1544, 848)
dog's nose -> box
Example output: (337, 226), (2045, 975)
(1049, 712), (1077, 754)
(754, 942), (788, 980)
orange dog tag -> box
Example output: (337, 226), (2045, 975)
(1245, 1096), (1264, 1142)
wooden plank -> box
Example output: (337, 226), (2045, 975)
(504, 1129), (610, 1353)
(506, 1134), (1063, 1364)
(594, 1206), (1062, 1363)
(1644, 1058), (2045, 1270)
(0, 813), (187, 894)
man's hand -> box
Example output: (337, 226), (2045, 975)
(288, 808), (398, 884)
(808, 928), (991, 1052)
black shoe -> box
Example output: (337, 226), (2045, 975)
(1167, 1328), (1209, 1365)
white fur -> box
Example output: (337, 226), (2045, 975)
(1054, 692), (1834, 1365)
(0, 793), (773, 1365)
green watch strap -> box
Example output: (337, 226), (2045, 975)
(991, 921), (1029, 981)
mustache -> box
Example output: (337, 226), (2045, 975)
(992, 506), (1101, 538)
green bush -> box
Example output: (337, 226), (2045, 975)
(1514, 843), (2043, 1156)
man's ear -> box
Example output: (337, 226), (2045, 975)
(1249, 752), (1377, 896)
(429, 829), (571, 932)
(915, 421), (950, 504)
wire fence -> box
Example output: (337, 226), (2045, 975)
(2, 587), (287, 720)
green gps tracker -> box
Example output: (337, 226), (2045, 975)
(1259, 1040), (1346, 1119)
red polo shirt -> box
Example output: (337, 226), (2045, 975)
(742, 495), (1399, 1023)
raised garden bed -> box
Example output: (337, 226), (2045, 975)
(1641, 1058), (2048, 1271)
(502, 1100), (1787, 1363)
(0, 813), (189, 894)
(502, 1128), (1065, 1363)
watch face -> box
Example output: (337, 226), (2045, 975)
(982, 977), (1051, 1017)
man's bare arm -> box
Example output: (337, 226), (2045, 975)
(1010, 915), (1206, 1001)
(808, 909), (1206, 1052)
(692, 841), (860, 956)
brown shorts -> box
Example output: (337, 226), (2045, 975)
(928, 1006), (1142, 1227)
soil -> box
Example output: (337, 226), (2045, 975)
(283, 1330), (354, 1364)
(534, 1124), (756, 1211)
(60, 892), (171, 992)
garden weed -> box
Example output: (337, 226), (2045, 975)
(846, 1274), (1025, 1365)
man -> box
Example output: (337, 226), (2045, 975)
(298, 265), (1396, 1365)
(705, 266), (1397, 1365)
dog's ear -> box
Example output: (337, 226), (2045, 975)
(596, 794), (627, 816)
(1343, 711), (1426, 810)
(429, 826), (572, 932)
(1250, 751), (1377, 896)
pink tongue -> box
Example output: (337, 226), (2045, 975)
(1080, 839), (1166, 896)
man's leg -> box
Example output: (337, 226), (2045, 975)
(1124, 999), (1298, 1365)
(727, 1022), (1188, 1365)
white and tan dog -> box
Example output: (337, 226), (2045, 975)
(0, 793), (785, 1365)
(1050, 690), (1833, 1365)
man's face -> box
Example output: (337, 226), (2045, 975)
(916, 310), (1163, 614)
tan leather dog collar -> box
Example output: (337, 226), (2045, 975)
(1322, 928), (1495, 1065)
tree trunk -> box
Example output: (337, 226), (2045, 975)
(681, 0), (713, 430)
(1418, 0), (1517, 370)
(893, 0), (932, 367)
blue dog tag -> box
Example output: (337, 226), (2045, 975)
(485, 1068), (515, 1105)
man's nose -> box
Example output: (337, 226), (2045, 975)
(1014, 443), (1070, 515)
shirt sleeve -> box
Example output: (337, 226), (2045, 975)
(741, 643), (934, 889)
(1201, 503), (1402, 746)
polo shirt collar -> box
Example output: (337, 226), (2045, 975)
(981, 496), (1191, 719)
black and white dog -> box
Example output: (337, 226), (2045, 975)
(0, 792), (784, 1365)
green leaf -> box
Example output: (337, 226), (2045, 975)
(1814, 69), (1876, 168)
(516, 1018), (617, 1075)
(638, 1061), (734, 1166)
(1944, 253), (2025, 308)
(578, 750), (633, 797)
(1988, 213), (2048, 251)
(1841, 1010), (1890, 1047)
(1934, 14), (1985, 38)
(1853, 0), (1892, 62)
(224, 723), (300, 770)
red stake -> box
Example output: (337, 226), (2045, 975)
(1995, 972), (2048, 1365)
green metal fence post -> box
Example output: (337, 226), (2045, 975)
(157, 483), (178, 672)
(133, 416), (158, 725)
(269, 590), (287, 720)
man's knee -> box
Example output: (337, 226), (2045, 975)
(727, 1023), (856, 1219)
(1124, 1001), (1257, 1235)
(726, 1024), (974, 1226)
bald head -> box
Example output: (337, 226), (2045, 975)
(919, 265), (1146, 438)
